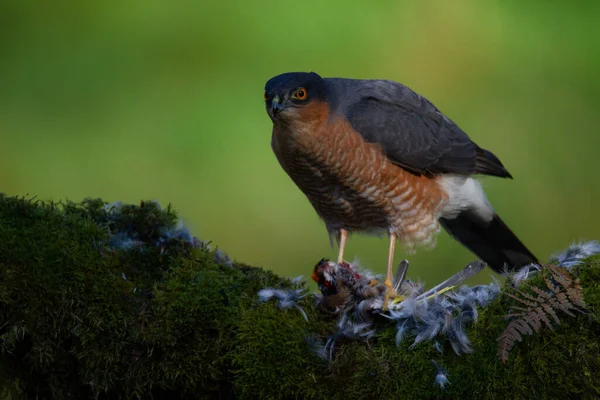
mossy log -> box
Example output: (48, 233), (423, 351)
(0, 194), (599, 400)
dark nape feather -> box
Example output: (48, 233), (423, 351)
(475, 147), (513, 179)
(440, 212), (538, 273)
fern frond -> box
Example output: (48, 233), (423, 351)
(555, 293), (577, 317)
(504, 291), (537, 307)
(534, 306), (553, 330)
(540, 302), (560, 325)
(543, 268), (561, 294)
(497, 320), (527, 363)
(530, 285), (552, 299)
(547, 264), (573, 288)
(497, 265), (586, 365)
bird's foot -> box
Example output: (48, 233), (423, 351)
(382, 278), (399, 311)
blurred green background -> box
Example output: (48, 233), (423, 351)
(1, 0), (598, 287)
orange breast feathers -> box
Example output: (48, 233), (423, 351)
(273, 101), (448, 248)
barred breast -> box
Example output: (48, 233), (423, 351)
(271, 101), (447, 250)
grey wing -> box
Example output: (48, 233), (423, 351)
(339, 79), (511, 178)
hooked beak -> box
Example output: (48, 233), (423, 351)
(268, 96), (285, 120)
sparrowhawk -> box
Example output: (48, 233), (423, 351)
(264, 71), (538, 309)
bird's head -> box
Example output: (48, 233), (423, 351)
(264, 72), (327, 122)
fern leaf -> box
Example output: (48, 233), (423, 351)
(507, 305), (532, 313)
(543, 268), (561, 294)
(497, 321), (524, 364)
(513, 288), (540, 303)
(535, 306), (554, 330)
(540, 302), (561, 326)
(547, 265), (573, 289)
(526, 308), (543, 333)
(556, 293), (578, 316)
(505, 290), (536, 307)
(497, 265), (586, 365)
(530, 285), (553, 299)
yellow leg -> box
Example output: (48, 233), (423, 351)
(337, 229), (348, 264)
(383, 232), (398, 310)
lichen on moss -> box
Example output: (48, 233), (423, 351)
(1, 193), (599, 400)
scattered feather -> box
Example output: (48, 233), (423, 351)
(158, 220), (197, 247)
(395, 320), (411, 346)
(258, 287), (308, 321)
(311, 259), (505, 355)
(100, 200), (208, 254)
(323, 312), (376, 360)
(447, 314), (473, 354)
(107, 232), (145, 250)
(256, 241), (597, 363)
(290, 275), (305, 286)
(551, 240), (600, 268)
(431, 360), (450, 389)
(306, 335), (329, 360)
(214, 248), (233, 267)
(512, 264), (542, 286)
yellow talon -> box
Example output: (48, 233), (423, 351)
(382, 278), (398, 311)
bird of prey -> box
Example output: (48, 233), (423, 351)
(263, 71), (538, 309)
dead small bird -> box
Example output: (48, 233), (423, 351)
(312, 259), (380, 314)
(312, 258), (487, 317)
(311, 259), (421, 315)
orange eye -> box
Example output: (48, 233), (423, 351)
(294, 88), (307, 100)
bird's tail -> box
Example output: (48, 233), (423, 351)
(439, 211), (538, 273)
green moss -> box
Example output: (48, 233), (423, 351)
(232, 301), (328, 400)
(231, 258), (600, 400)
(0, 195), (285, 399)
(1, 193), (599, 399)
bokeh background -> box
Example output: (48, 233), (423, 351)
(1, 1), (598, 287)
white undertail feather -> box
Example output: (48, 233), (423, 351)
(438, 175), (494, 222)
